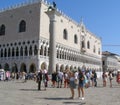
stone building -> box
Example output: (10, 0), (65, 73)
(102, 51), (120, 73)
(0, 0), (102, 74)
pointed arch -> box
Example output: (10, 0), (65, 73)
(19, 20), (26, 32)
(12, 63), (18, 73)
(29, 63), (36, 73)
(41, 62), (47, 70)
(20, 63), (27, 72)
(4, 63), (10, 71)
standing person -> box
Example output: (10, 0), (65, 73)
(51, 71), (57, 87)
(78, 69), (85, 100)
(63, 71), (69, 88)
(90, 71), (94, 87)
(22, 72), (27, 83)
(57, 70), (63, 88)
(102, 71), (107, 87)
(67, 69), (77, 99)
(37, 70), (42, 91)
(93, 70), (97, 87)
(116, 70), (120, 84)
(108, 71), (113, 88)
(42, 69), (49, 90)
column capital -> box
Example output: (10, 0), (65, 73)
(45, 9), (61, 20)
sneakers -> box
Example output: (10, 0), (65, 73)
(81, 97), (85, 100)
(78, 97), (85, 100)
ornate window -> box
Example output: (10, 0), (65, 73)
(0, 24), (5, 35)
(63, 29), (68, 40)
(19, 20), (26, 32)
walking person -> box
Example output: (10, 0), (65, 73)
(78, 69), (85, 100)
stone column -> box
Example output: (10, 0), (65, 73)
(37, 39), (41, 71)
(45, 9), (61, 74)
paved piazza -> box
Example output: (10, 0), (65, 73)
(0, 79), (120, 105)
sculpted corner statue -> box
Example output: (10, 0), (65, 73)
(48, 1), (56, 11)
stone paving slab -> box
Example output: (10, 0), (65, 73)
(0, 79), (120, 105)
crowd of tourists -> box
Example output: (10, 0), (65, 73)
(36, 68), (98, 100)
(102, 70), (120, 87)
(1, 68), (120, 100)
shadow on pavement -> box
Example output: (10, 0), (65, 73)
(63, 101), (86, 105)
(44, 97), (71, 100)
(19, 89), (38, 91)
(43, 97), (86, 105)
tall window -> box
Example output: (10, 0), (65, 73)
(93, 45), (96, 53)
(34, 45), (38, 55)
(0, 24), (5, 35)
(19, 20), (26, 32)
(8, 48), (11, 57)
(74, 34), (78, 44)
(29, 46), (32, 56)
(20, 47), (23, 56)
(63, 29), (68, 40)
(87, 41), (90, 49)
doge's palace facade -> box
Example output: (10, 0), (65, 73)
(0, 0), (102, 74)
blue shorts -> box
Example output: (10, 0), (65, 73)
(78, 82), (84, 87)
(69, 81), (76, 89)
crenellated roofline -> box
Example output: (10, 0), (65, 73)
(0, 0), (101, 40)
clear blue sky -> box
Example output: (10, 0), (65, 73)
(0, 0), (120, 55)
